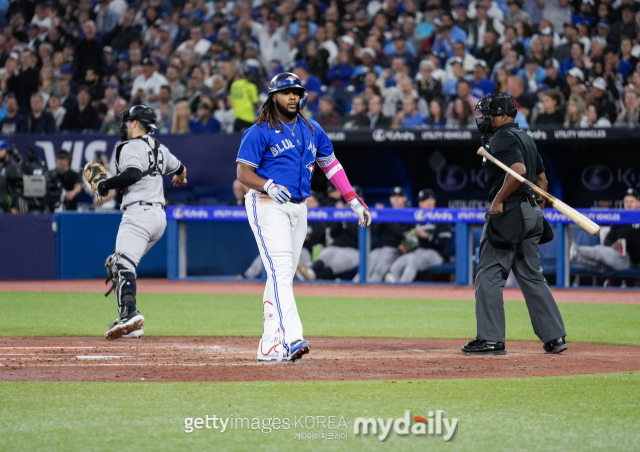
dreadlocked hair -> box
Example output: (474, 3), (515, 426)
(255, 94), (315, 135)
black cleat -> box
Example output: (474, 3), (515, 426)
(461, 339), (507, 355)
(105, 311), (145, 340)
(543, 337), (567, 354)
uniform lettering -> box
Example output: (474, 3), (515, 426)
(269, 140), (294, 157)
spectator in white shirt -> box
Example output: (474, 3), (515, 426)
(130, 57), (168, 110)
(177, 26), (212, 56)
(240, 4), (293, 70)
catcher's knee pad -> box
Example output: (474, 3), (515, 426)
(116, 271), (137, 318)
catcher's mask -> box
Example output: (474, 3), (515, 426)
(474, 94), (517, 134)
(117, 105), (157, 141)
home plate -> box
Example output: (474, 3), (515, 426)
(76, 355), (135, 359)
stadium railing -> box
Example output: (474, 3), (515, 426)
(165, 206), (640, 286)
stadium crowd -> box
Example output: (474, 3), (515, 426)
(0, 0), (636, 135)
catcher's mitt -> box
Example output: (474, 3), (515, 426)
(83, 161), (108, 204)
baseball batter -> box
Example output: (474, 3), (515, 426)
(85, 105), (187, 340)
(236, 72), (371, 362)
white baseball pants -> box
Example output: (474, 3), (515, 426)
(245, 191), (307, 351)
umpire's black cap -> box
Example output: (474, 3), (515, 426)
(418, 188), (436, 201)
(390, 186), (406, 197)
(625, 188), (640, 200)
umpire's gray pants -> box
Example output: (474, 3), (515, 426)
(475, 201), (566, 344)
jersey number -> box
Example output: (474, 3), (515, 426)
(147, 150), (164, 177)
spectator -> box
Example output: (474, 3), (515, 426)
(415, 60), (444, 104)
(170, 100), (191, 134)
(507, 75), (535, 118)
(356, 95), (391, 129)
(189, 102), (221, 134)
(454, 1), (473, 35)
(326, 50), (355, 88)
(571, 0), (596, 27)
(74, 20), (103, 81)
(393, 96), (428, 129)
(443, 57), (468, 97)
(292, 60), (322, 116)
(165, 65), (187, 102)
(100, 98), (128, 135)
(317, 98), (343, 127)
(535, 89), (565, 125)
(385, 77), (429, 118)
(0, 95), (25, 134)
(388, 33), (417, 74)
(447, 97), (475, 128)
(566, 67), (585, 93)
(60, 86), (101, 132)
(610, 5), (637, 43)
(590, 77), (617, 123)
(470, 60), (495, 98)
(108, 8), (141, 52)
(48, 149), (82, 211)
(39, 66), (56, 96)
(560, 41), (587, 78)
(615, 89), (640, 127)
(6, 49), (39, 111)
(582, 102), (612, 127)
(352, 47), (384, 81)
(230, 69), (258, 132)
(427, 98), (448, 128)
(82, 67), (105, 103)
(475, 30), (503, 70)
(154, 86), (175, 133)
(494, 67), (510, 94)
(505, 0), (531, 28)
(47, 94), (66, 130)
(56, 78), (77, 111)
(570, 188), (640, 271)
(433, 12), (468, 62)
(366, 187), (412, 282)
(564, 95), (588, 127)
(542, 0), (572, 34)
(19, 92), (56, 133)
(620, 37), (639, 70)
(518, 55), (546, 93)
(242, 7), (293, 70)
(176, 26), (211, 56)
(603, 45), (633, 84)
(446, 41), (478, 77)
(446, 79), (480, 116)
(131, 57), (168, 110)
(491, 45), (522, 82)
(385, 189), (451, 283)
(344, 97), (368, 129)
(541, 58), (569, 99)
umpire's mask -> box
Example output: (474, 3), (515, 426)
(475, 94), (517, 134)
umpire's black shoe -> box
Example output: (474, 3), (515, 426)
(543, 337), (567, 354)
(461, 339), (507, 355)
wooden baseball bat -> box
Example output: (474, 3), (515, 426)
(477, 147), (600, 236)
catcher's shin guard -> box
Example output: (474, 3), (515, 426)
(105, 252), (138, 317)
(116, 271), (137, 318)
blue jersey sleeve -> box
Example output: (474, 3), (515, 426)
(236, 125), (265, 168)
(313, 123), (335, 163)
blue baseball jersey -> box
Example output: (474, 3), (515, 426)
(236, 115), (335, 199)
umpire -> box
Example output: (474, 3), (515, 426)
(461, 94), (567, 356)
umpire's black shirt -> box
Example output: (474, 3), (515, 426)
(483, 123), (545, 202)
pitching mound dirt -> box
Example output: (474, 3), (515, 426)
(1, 337), (638, 383)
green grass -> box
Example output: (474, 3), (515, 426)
(1, 373), (639, 452)
(1, 292), (639, 346)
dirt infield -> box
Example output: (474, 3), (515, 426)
(1, 279), (638, 304)
(1, 337), (638, 383)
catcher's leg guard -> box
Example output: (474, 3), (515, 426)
(116, 271), (137, 318)
(105, 252), (138, 317)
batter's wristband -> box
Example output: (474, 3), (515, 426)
(343, 190), (356, 201)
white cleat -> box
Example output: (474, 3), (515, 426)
(123, 328), (144, 338)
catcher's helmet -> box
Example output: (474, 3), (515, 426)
(475, 94), (517, 133)
(268, 72), (308, 109)
(117, 104), (157, 140)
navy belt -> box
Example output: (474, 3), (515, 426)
(289, 197), (307, 204)
(124, 201), (165, 210)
